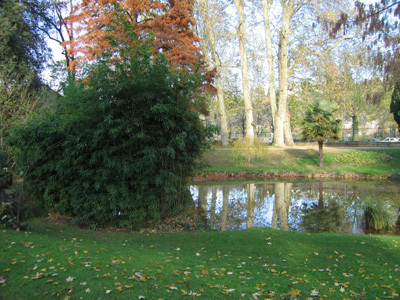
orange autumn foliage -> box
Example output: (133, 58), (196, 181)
(66, 0), (206, 73)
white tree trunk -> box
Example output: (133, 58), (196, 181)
(234, 0), (255, 145)
(261, 0), (277, 136)
(200, 0), (229, 146)
(262, 0), (296, 147)
(284, 103), (294, 146)
(276, 0), (292, 147)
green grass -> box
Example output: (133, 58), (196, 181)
(198, 147), (400, 176)
(1, 218), (400, 299)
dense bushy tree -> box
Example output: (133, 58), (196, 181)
(8, 38), (208, 229)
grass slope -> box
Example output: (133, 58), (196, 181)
(1, 218), (400, 299)
(199, 147), (400, 176)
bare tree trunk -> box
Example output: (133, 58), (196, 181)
(234, 0), (255, 145)
(277, 0), (291, 147)
(261, 0), (277, 130)
(262, 0), (296, 147)
(200, 0), (229, 146)
(284, 107), (294, 146)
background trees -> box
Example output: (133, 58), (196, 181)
(234, 0), (255, 144)
(198, 0), (230, 146)
(332, 0), (400, 132)
(193, 0), (398, 143)
(0, 0), (49, 147)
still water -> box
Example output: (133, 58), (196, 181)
(189, 180), (400, 234)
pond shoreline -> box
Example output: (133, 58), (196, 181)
(192, 170), (391, 181)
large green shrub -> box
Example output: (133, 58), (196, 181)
(8, 43), (207, 229)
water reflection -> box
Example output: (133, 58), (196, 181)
(190, 180), (400, 234)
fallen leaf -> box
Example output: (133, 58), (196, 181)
(222, 288), (235, 295)
(290, 289), (300, 297)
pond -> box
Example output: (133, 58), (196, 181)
(189, 180), (400, 234)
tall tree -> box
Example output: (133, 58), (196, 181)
(64, 0), (214, 116)
(332, 1), (400, 130)
(33, 0), (77, 77)
(261, 0), (296, 146)
(260, 0), (353, 146)
(0, 0), (49, 147)
(301, 101), (341, 167)
(309, 43), (377, 140)
(234, 0), (255, 144)
(261, 0), (278, 139)
(67, 0), (206, 73)
(199, 0), (229, 145)
(334, 1), (400, 85)
(280, 0), (295, 146)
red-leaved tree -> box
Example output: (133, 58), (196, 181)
(66, 0), (203, 69)
(64, 0), (213, 113)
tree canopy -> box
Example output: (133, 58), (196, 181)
(66, 0), (205, 71)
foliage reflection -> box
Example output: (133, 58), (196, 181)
(190, 180), (400, 234)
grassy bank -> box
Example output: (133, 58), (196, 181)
(197, 146), (400, 177)
(1, 218), (400, 299)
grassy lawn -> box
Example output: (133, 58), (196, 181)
(198, 146), (400, 176)
(1, 218), (400, 299)
(1, 146), (399, 299)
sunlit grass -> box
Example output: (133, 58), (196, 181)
(1, 219), (399, 299)
(199, 147), (400, 176)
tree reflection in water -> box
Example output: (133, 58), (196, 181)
(299, 181), (343, 233)
(190, 180), (400, 234)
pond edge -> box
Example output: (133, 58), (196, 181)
(192, 171), (391, 181)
